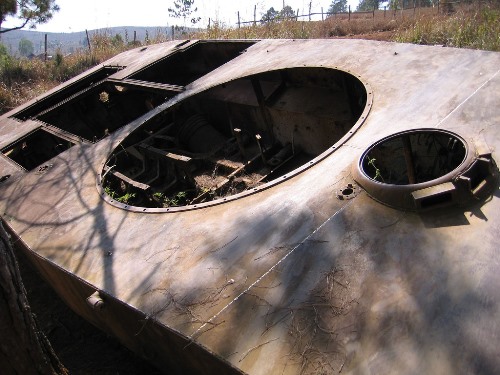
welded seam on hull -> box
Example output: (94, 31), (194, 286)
(190, 198), (355, 339)
(434, 68), (500, 129)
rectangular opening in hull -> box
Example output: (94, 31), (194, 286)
(1, 129), (75, 171)
(37, 82), (167, 142)
(128, 41), (255, 86)
(11, 66), (122, 121)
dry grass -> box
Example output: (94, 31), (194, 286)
(0, 3), (498, 115)
(0, 29), (169, 114)
(395, 4), (500, 50)
(192, 16), (402, 40)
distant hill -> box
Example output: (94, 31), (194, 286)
(0, 26), (186, 56)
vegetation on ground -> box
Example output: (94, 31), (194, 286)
(0, 2), (498, 116)
(395, 5), (500, 50)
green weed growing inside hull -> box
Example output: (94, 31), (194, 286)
(366, 155), (385, 182)
(164, 191), (188, 207)
(116, 192), (136, 204)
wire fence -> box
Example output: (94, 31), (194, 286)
(206, 1), (490, 29)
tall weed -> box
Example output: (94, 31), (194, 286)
(395, 5), (500, 51)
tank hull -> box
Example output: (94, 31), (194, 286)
(1, 39), (500, 374)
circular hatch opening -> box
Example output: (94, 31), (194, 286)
(352, 129), (486, 211)
(99, 67), (370, 211)
(361, 130), (467, 185)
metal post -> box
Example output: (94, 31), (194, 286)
(251, 77), (275, 144)
(255, 134), (266, 164)
(402, 135), (416, 184)
(171, 26), (174, 40)
(134, 30), (137, 43)
(349, 5), (351, 21)
(254, 5), (257, 26)
(309, 1), (312, 21)
(384, 6), (387, 18)
(321, 7), (324, 21)
(238, 11), (241, 29)
(208, 18), (211, 29)
(296, 8), (299, 20)
(233, 128), (247, 161)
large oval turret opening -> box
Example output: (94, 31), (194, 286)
(99, 67), (370, 211)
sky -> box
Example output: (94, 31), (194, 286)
(2, 0), (359, 33)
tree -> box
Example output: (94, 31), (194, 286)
(0, 0), (59, 34)
(328, 0), (348, 14)
(261, 6), (295, 23)
(168, 0), (200, 26)
(356, 0), (381, 11)
(18, 38), (34, 56)
(0, 223), (68, 374)
(0, 0), (17, 31)
(279, 5), (295, 20)
(261, 7), (279, 23)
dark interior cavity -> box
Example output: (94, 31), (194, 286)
(1, 129), (74, 171)
(362, 131), (466, 185)
(102, 67), (367, 209)
(129, 41), (255, 86)
(12, 66), (121, 121)
(37, 84), (166, 142)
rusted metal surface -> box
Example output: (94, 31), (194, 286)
(1, 39), (500, 374)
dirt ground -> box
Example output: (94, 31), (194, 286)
(17, 250), (162, 375)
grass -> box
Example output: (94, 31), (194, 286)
(0, 2), (498, 115)
(192, 14), (403, 40)
(395, 4), (500, 50)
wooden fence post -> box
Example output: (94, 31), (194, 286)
(44, 33), (48, 61)
(171, 26), (174, 41)
(85, 30), (91, 53)
(384, 6), (387, 18)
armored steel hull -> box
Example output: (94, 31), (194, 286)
(1, 39), (499, 374)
